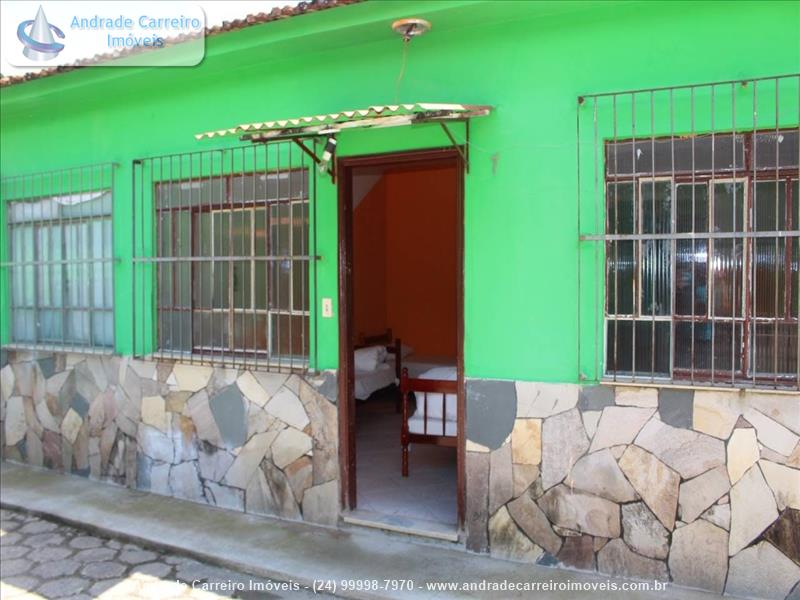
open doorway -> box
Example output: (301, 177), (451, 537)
(338, 148), (464, 536)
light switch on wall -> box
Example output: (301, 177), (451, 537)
(322, 298), (333, 318)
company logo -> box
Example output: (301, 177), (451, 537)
(17, 5), (64, 61)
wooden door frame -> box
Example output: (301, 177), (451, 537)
(337, 146), (466, 526)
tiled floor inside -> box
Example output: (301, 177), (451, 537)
(355, 386), (457, 526)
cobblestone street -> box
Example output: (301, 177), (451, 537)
(0, 509), (323, 599)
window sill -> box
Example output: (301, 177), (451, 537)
(140, 351), (309, 373)
(600, 378), (799, 395)
(2, 343), (115, 356)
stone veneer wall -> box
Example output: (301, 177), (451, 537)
(464, 380), (800, 600)
(0, 351), (339, 527)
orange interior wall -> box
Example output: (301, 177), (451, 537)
(353, 164), (458, 358)
(353, 176), (388, 343)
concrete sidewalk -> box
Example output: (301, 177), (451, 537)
(1, 462), (721, 600)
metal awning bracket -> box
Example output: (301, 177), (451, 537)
(439, 121), (470, 173)
(239, 133), (336, 183)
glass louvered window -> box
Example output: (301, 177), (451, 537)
(152, 169), (309, 362)
(604, 130), (799, 386)
(5, 181), (114, 350)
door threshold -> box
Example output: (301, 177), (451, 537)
(343, 509), (459, 542)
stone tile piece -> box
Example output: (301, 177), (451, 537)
(171, 364), (213, 392)
(597, 538), (668, 581)
(168, 462), (205, 502)
(302, 480), (338, 526)
(165, 391), (191, 413)
(541, 409), (589, 490)
(171, 414), (198, 463)
(693, 390), (744, 439)
(245, 468), (277, 516)
(510, 418), (541, 465)
(538, 484), (620, 538)
(128, 359), (156, 380)
(25, 430), (43, 467)
(489, 506), (544, 563)
(670, 520), (729, 593)
(466, 379), (517, 451)
(615, 386), (658, 407)
(284, 456), (313, 504)
(760, 460), (800, 511)
(5, 396), (27, 446)
(763, 444), (800, 469)
(621, 502), (669, 560)
(746, 391), (800, 436)
(658, 388), (694, 429)
(197, 443), (234, 481)
(137, 423), (173, 463)
(678, 465), (731, 523)
(745, 407), (800, 457)
(512, 464), (540, 497)
(252, 372), (289, 398)
(577, 385), (614, 411)
(729, 464), (779, 555)
(566, 448), (637, 503)
(262, 460), (301, 519)
(762, 509), (800, 567)
(489, 443), (513, 515)
(185, 390), (223, 448)
(209, 385), (247, 449)
(60, 408), (83, 445)
(588, 406), (655, 453)
(465, 451), (490, 553)
(466, 440), (490, 453)
(223, 430), (279, 489)
(506, 493), (562, 555)
(236, 371), (270, 408)
(701, 503), (731, 531)
(516, 382), (579, 418)
(140, 395), (168, 433)
(726, 541), (800, 600)
(728, 427), (760, 484)
(35, 400), (59, 433)
(580, 410), (601, 439)
(271, 427), (312, 469)
(635, 416), (726, 479)
(618, 445), (679, 530)
(265, 387), (310, 431)
(0, 364), (15, 403)
(204, 481), (245, 511)
(149, 463), (171, 496)
(557, 534), (596, 571)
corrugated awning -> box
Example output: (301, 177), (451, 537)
(194, 103), (492, 141)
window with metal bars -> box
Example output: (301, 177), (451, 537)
(1, 164), (115, 352)
(133, 144), (312, 369)
(604, 130), (798, 386)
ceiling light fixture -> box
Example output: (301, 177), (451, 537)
(391, 18), (431, 42)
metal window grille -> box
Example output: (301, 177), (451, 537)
(578, 74), (800, 390)
(1, 163), (116, 353)
(132, 142), (315, 371)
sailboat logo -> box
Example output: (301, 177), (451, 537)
(17, 6), (65, 61)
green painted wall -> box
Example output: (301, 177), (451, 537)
(1, 1), (798, 382)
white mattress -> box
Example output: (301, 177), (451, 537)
(407, 366), (458, 437)
(408, 415), (457, 436)
(354, 363), (395, 400)
(402, 356), (455, 378)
